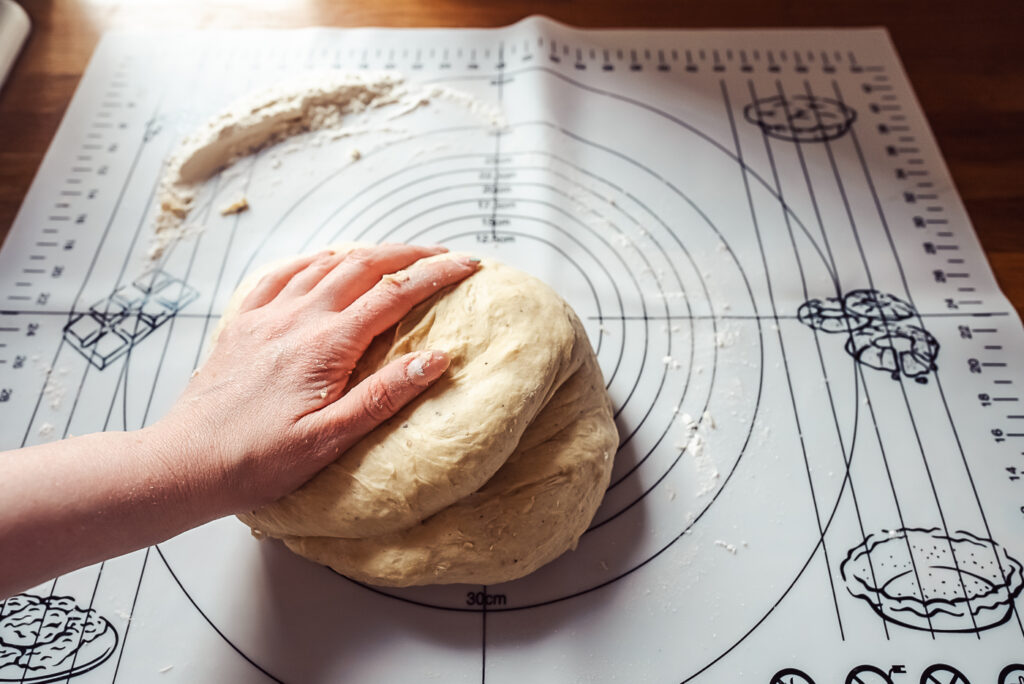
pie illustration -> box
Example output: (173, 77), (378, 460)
(743, 94), (856, 143)
(840, 528), (1024, 632)
(0, 594), (118, 683)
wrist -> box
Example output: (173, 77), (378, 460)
(140, 417), (235, 524)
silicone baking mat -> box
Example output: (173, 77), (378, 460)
(1, 17), (1022, 683)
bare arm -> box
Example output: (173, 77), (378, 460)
(0, 428), (219, 596)
(0, 244), (479, 597)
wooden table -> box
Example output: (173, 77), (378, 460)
(2, 0), (1022, 312)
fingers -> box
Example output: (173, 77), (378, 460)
(306, 350), (450, 452)
(240, 243), (450, 314)
(238, 250), (331, 312)
(339, 255), (480, 342)
(278, 251), (346, 298)
(308, 243), (449, 311)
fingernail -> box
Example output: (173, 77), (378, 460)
(456, 255), (482, 268)
(406, 350), (450, 386)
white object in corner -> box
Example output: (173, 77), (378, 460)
(0, 0), (29, 91)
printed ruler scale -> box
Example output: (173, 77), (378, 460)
(1, 18), (1023, 683)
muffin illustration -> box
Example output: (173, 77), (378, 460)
(840, 528), (1024, 632)
(841, 290), (916, 324)
(795, 296), (863, 334)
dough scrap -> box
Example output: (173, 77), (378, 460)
(224, 247), (617, 586)
(149, 73), (505, 260)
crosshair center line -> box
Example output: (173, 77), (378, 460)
(589, 311), (1011, 321)
(0, 310), (1011, 322)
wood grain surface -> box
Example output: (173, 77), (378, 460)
(1, 0), (1021, 311)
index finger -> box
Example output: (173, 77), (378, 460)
(308, 243), (449, 311)
(238, 250), (333, 313)
(339, 254), (480, 342)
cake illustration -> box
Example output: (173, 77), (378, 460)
(797, 289), (939, 382)
(743, 94), (856, 143)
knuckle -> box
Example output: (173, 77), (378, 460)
(362, 375), (402, 421)
(299, 253), (336, 281)
(310, 252), (336, 268)
(356, 279), (406, 319)
(345, 247), (376, 272)
(376, 275), (406, 301)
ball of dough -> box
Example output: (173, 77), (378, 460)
(225, 247), (618, 586)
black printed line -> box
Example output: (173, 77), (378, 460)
(110, 548), (150, 683)
(62, 330), (140, 681)
(856, 364), (935, 630)
(190, 157), (259, 372)
(803, 78), (947, 636)
(14, 579), (57, 684)
(765, 78), (886, 639)
(724, 79), (845, 639)
(154, 548), (285, 682)
(481, 585), (488, 683)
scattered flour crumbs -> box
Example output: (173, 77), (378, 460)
(713, 539), (749, 555)
(150, 72), (505, 259)
(674, 409), (752, 557)
(219, 196), (249, 216)
(28, 357), (70, 438)
(675, 410), (719, 498)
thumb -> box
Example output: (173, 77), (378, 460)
(309, 350), (451, 452)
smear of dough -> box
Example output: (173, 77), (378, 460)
(150, 73), (505, 259)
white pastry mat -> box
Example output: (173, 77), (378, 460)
(1, 17), (1023, 683)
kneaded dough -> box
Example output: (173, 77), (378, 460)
(225, 246), (618, 586)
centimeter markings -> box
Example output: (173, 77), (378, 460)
(0, 56), (138, 410)
(870, 71), (1024, 495)
(337, 37), (878, 74)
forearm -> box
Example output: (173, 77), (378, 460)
(0, 427), (223, 598)
(0, 246), (473, 598)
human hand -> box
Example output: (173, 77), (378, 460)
(149, 243), (479, 517)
